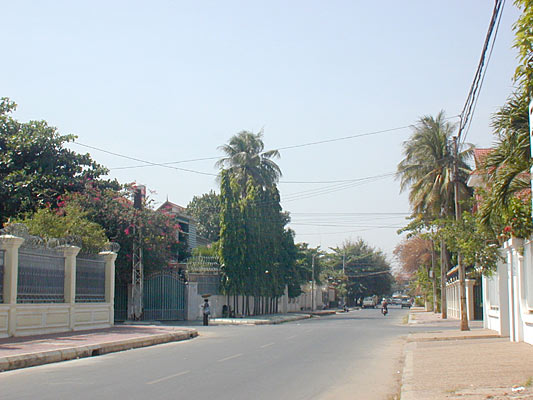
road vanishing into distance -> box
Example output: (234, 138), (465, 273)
(1, 308), (413, 400)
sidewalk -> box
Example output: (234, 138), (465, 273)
(401, 308), (533, 399)
(0, 325), (197, 372)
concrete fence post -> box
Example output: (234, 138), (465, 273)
(99, 251), (117, 324)
(62, 246), (81, 304)
(466, 279), (475, 321)
(61, 246), (81, 330)
(0, 235), (25, 336)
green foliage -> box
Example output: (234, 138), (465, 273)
(186, 191), (221, 242)
(192, 245), (218, 257)
(0, 98), (116, 225)
(216, 130), (282, 190)
(13, 203), (108, 253)
(288, 243), (323, 298)
(326, 240), (393, 302)
(503, 196), (533, 239)
(218, 170), (298, 300)
(512, 0), (533, 94)
(437, 211), (502, 275)
(396, 111), (472, 219)
(63, 184), (181, 282)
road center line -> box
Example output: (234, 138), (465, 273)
(217, 353), (243, 362)
(286, 335), (298, 340)
(146, 370), (190, 385)
(260, 342), (275, 348)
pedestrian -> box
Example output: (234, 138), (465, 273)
(201, 298), (211, 326)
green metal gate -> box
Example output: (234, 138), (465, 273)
(473, 280), (483, 321)
(114, 282), (128, 322)
(143, 270), (186, 320)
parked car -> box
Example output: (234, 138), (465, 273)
(362, 297), (376, 308)
(401, 297), (412, 308)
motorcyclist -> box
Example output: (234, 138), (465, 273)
(381, 298), (388, 312)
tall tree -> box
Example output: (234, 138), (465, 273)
(396, 111), (472, 318)
(0, 98), (114, 225)
(216, 130), (282, 190)
(397, 111), (472, 218)
(328, 239), (393, 306)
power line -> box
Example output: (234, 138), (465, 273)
(461, 0), (506, 145)
(83, 116), (458, 173)
(73, 142), (218, 177)
(458, 0), (505, 143)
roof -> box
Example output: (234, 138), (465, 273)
(157, 200), (195, 221)
(472, 148), (492, 170)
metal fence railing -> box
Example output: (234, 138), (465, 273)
(190, 274), (220, 296)
(76, 255), (106, 302)
(0, 250), (4, 303)
(17, 249), (65, 303)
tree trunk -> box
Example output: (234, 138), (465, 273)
(440, 239), (448, 319)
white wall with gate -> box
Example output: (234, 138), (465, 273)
(482, 237), (533, 345)
(0, 235), (117, 338)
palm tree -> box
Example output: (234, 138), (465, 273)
(480, 91), (531, 227)
(397, 111), (472, 218)
(216, 130), (282, 191)
(396, 111), (473, 319)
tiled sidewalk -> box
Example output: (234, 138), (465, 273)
(0, 325), (197, 372)
(402, 309), (533, 399)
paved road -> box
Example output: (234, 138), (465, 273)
(0, 308), (410, 400)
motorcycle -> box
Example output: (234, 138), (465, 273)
(381, 307), (388, 316)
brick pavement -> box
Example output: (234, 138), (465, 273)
(0, 325), (197, 372)
(401, 308), (533, 399)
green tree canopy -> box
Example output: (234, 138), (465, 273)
(63, 184), (182, 281)
(397, 111), (472, 220)
(0, 98), (116, 225)
(327, 239), (393, 303)
(12, 203), (108, 253)
(186, 190), (221, 242)
(216, 130), (282, 190)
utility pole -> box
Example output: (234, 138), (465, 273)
(430, 239), (437, 313)
(440, 240), (448, 319)
(342, 251), (347, 306)
(453, 137), (469, 331)
(130, 185), (145, 321)
(311, 254), (316, 311)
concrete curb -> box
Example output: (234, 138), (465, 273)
(0, 330), (198, 372)
(406, 333), (501, 343)
(210, 314), (312, 325)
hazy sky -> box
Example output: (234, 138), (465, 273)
(3, 1), (521, 264)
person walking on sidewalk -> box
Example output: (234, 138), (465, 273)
(201, 299), (211, 326)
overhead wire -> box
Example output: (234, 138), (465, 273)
(78, 115), (459, 174)
(461, 0), (506, 145)
(458, 0), (505, 143)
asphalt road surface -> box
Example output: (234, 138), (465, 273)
(0, 308), (411, 400)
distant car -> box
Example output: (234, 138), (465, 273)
(401, 298), (412, 308)
(362, 297), (376, 308)
(392, 297), (402, 306)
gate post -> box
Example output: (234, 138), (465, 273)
(0, 235), (25, 337)
(100, 251), (117, 324)
(62, 246), (81, 330)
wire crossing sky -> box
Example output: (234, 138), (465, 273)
(2, 1), (522, 264)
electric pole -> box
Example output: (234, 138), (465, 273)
(453, 137), (469, 331)
(311, 254), (316, 311)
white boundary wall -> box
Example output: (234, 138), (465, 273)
(482, 237), (533, 345)
(0, 235), (117, 338)
(185, 282), (326, 320)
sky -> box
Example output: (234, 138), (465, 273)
(2, 1), (522, 265)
